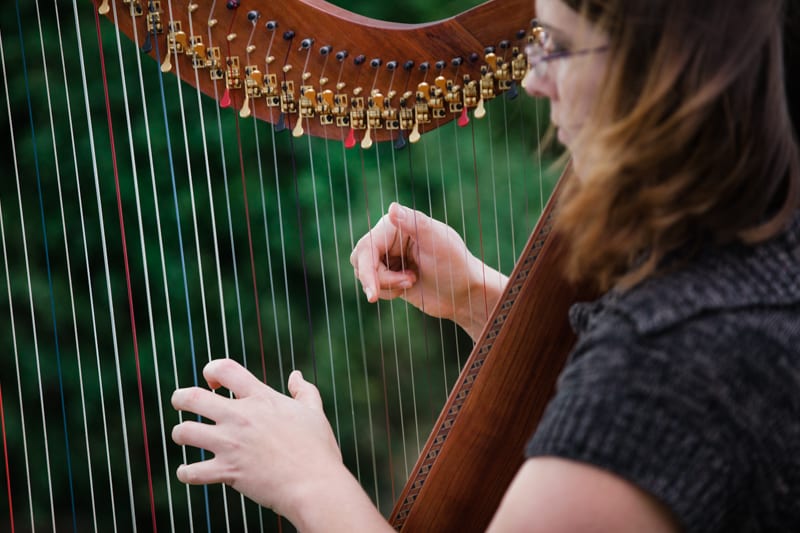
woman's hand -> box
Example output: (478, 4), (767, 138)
(171, 359), (389, 531)
(350, 202), (507, 339)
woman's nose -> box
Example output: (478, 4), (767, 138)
(522, 67), (557, 100)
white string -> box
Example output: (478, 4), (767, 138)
(109, 2), (180, 530)
(67, 4), (121, 528)
(33, 0), (100, 529)
(372, 144), (410, 480)
(388, 141), (422, 456)
(305, 134), (343, 443)
(339, 141), (381, 505)
(72, 3), (138, 528)
(0, 33), (36, 531)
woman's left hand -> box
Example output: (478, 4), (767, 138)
(171, 358), (342, 518)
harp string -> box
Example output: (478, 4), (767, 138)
(11, 2), (72, 529)
(92, 2), (162, 529)
(0, 382), (14, 533)
(1, 0), (554, 528)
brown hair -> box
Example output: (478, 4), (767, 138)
(555, 0), (800, 291)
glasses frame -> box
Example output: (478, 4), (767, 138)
(526, 22), (609, 78)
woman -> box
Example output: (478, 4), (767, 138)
(170, 0), (800, 531)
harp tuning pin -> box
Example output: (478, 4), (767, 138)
(370, 58), (382, 68)
(226, 0), (241, 8)
(394, 131), (407, 150)
(354, 55), (366, 66)
(300, 38), (314, 50)
(475, 97), (486, 119)
(240, 95), (252, 118)
(292, 118), (304, 137)
(266, 20), (278, 31)
(161, 49), (173, 72)
(458, 106), (470, 127)
(403, 60), (415, 71)
(220, 88), (232, 108)
(387, 61), (398, 71)
(336, 50), (349, 62)
(345, 127), (357, 149)
(248, 10), (260, 23)
(98, 0), (110, 15)
(410, 122), (421, 143)
(361, 126), (373, 149)
(435, 60), (446, 70)
(320, 45), (333, 56)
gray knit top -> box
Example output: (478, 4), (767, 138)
(526, 213), (800, 532)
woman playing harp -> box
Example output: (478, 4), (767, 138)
(171, 0), (800, 531)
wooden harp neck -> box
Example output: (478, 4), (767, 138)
(95, 0), (535, 143)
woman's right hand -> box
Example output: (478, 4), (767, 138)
(350, 203), (507, 339)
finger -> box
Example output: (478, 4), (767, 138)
(388, 202), (431, 240)
(176, 456), (228, 486)
(171, 419), (227, 452)
(355, 244), (381, 302)
(203, 358), (270, 399)
(287, 370), (324, 412)
(375, 268), (416, 291)
(171, 386), (231, 422)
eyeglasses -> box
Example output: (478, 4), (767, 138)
(525, 20), (609, 78)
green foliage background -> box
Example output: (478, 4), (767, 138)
(0, 0), (559, 531)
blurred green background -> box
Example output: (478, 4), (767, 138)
(0, 0), (559, 531)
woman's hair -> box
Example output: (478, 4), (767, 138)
(555, 0), (800, 291)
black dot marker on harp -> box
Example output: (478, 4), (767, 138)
(301, 38), (314, 50)
(284, 31), (295, 41)
(247, 11), (260, 23)
(354, 55), (366, 66)
(403, 60), (415, 71)
(469, 52), (480, 63)
(266, 20), (278, 31)
(336, 50), (348, 62)
(370, 58), (382, 68)
(226, 0), (240, 9)
(320, 45), (333, 56)
(452, 57), (463, 67)
(435, 60), (446, 71)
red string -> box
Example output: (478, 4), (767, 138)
(0, 384), (14, 533)
(92, 8), (157, 531)
(224, 39), (269, 386)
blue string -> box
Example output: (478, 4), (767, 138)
(149, 20), (213, 533)
(15, 1), (78, 531)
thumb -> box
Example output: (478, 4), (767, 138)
(287, 370), (324, 412)
(388, 202), (430, 239)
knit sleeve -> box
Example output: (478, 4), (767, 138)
(525, 318), (757, 533)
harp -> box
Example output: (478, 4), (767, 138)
(0, 0), (585, 530)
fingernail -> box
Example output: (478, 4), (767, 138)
(365, 287), (374, 301)
(400, 280), (412, 289)
(392, 204), (406, 222)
